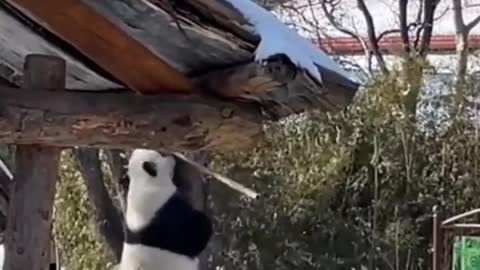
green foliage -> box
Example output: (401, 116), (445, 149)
(210, 66), (480, 270)
(53, 150), (115, 270)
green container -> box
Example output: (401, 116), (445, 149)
(452, 236), (480, 270)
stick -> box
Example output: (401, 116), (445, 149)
(172, 152), (259, 199)
(0, 158), (12, 180)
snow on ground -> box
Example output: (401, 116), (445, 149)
(224, 0), (358, 83)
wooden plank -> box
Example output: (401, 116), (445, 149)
(0, 8), (120, 90)
(4, 54), (64, 270)
(81, 0), (253, 74)
(180, 0), (257, 41)
(0, 85), (263, 152)
(5, 0), (193, 94)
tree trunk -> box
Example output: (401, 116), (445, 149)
(452, 0), (468, 86)
(74, 148), (124, 261)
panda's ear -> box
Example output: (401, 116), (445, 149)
(142, 161), (157, 177)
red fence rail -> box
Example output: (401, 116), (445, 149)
(313, 34), (480, 55)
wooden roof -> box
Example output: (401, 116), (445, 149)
(0, 0), (359, 151)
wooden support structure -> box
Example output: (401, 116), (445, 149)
(0, 7), (120, 89)
(3, 55), (64, 270)
(4, 0), (193, 94)
(0, 86), (263, 152)
(0, 0), (358, 116)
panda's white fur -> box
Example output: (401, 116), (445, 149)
(115, 149), (209, 270)
(125, 149), (176, 232)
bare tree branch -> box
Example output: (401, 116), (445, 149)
(419, 0), (439, 57)
(399, 0), (411, 56)
(356, 0), (389, 74)
(320, 0), (373, 73)
(452, 0), (470, 84)
(453, 0), (465, 29)
(74, 148), (124, 261)
(466, 15), (480, 31)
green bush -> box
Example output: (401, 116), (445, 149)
(210, 70), (480, 270)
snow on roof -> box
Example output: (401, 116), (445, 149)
(224, 0), (358, 83)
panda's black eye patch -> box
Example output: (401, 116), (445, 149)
(142, 161), (157, 177)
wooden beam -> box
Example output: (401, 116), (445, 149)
(180, 0), (257, 43)
(0, 86), (263, 152)
(81, 0), (253, 75)
(4, 55), (64, 270)
(5, 0), (193, 94)
(0, 7), (120, 90)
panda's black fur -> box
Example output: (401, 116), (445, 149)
(123, 191), (212, 259)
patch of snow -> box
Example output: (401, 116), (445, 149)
(223, 0), (358, 83)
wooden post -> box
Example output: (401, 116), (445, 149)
(4, 54), (65, 270)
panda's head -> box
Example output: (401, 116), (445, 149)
(127, 149), (176, 190)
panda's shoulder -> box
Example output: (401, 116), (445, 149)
(152, 192), (211, 233)
(156, 192), (194, 217)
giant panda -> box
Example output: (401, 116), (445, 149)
(115, 149), (212, 270)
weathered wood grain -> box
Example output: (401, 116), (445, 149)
(5, 0), (193, 94)
(4, 54), (63, 270)
(1, 0), (358, 115)
(182, 0), (359, 104)
(0, 8), (120, 90)
(81, 0), (254, 74)
(180, 0), (257, 42)
(0, 86), (263, 152)
(196, 54), (358, 118)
